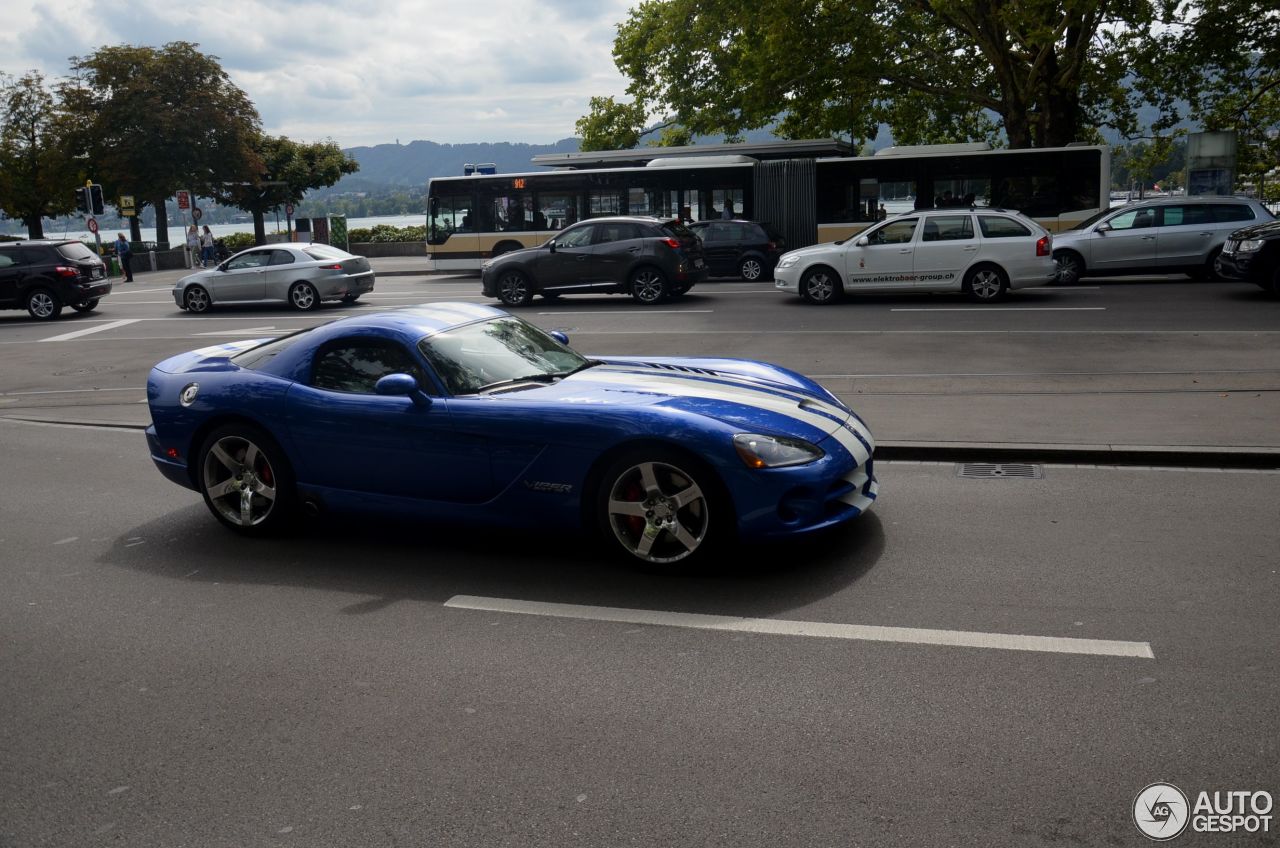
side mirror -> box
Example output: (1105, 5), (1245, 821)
(855, 236), (870, 247)
(547, 240), (557, 254)
(550, 331), (569, 345)
(375, 373), (431, 408)
(1095, 223), (1112, 233)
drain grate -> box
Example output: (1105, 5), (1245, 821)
(956, 462), (1044, 479)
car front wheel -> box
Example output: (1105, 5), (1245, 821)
(184, 285), (211, 313)
(25, 287), (62, 320)
(289, 281), (319, 311)
(1054, 251), (1084, 285)
(965, 265), (1009, 301)
(497, 271), (533, 306)
(630, 268), (669, 304)
(598, 450), (725, 568)
(197, 424), (296, 535)
(800, 267), (841, 304)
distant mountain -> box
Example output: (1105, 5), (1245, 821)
(319, 139), (582, 195)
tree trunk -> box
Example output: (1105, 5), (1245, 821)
(253, 210), (266, 245)
(24, 215), (44, 240)
(153, 198), (170, 249)
(129, 215), (142, 243)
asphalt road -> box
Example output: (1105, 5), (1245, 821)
(2, 271), (1278, 846)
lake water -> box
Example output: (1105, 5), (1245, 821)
(21, 214), (426, 245)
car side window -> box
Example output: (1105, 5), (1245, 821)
(1106, 209), (1155, 231)
(922, 215), (974, 242)
(554, 224), (595, 249)
(311, 341), (425, 394)
(0, 251), (17, 269)
(596, 223), (639, 244)
(698, 223), (726, 243)
(268, 250), (296, 266)
(1212, 204), (1255, 223)
(978, 216), (1033, 237)
(865, 219), (918, 245)
(226, 251), (271, 271)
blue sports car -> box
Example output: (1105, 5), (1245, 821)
(145, 303), (876, 567)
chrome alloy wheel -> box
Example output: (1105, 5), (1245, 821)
(606, 460), (709, 564)
(29, 290), (58, 318)
(498, 272), (531, 306)
(631, 269), (667, 304)
(184, 286), (210, 313)
(740, 257), (763, 280)
(289, 282), (318, 310)
(201, 435), (278, 527)
(801, 268), (838, 304)
(968, 268), (1006, 300)
(1054, 253), (1082, 285)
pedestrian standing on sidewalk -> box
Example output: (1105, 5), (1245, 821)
(115, 234), (133, 282)
(185, 224), (200, 268)
(200, 225), (215, 267)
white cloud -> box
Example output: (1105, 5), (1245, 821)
(0, 0), (636, 146)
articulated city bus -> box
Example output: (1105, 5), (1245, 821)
(424, 141), (1110, 272)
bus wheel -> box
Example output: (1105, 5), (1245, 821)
(800, 267), (841, 304)
(497, 271), (533, 306)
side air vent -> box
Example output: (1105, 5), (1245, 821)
(640, 362), (720, 376)
(956, 462), (1044, 479)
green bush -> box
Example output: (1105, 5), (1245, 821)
(347, 224), (425, 243)
(222, 232), (257, 252)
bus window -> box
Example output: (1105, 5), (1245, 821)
(537, 193), (579, 230)
(627, 187), (654, 217)
(428, 194), (473, 244)
(588, 190), (622, 218)
(493, 193), (534, 232)
(711, 188), (744, 218)
(932, 177), (990, 208)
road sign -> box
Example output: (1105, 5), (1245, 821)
(119, 195), (135, 217)
(285, 203), (294, 216)
(87, 217), (99, 234)
(191, 206), (203, 222)
(177, 190), (190, 210)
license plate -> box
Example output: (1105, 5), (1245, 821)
(91, 268), (103, 279)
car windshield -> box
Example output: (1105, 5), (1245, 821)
(231, 327), (317, 370)
(1067, 208), (1118, 231)
(418, 316), (591, 395)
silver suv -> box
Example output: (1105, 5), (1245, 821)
(774, 208), (1054, 304)
(1052, 196), (1274, 284)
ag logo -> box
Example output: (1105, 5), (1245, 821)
(1134, 783), (1190, 840)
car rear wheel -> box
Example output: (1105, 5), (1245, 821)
(198, 424), (296, 535)
(71, 298), (100, 313)
(289, 281), (320, 311)
(630, 268), (669, 304)
(1054, 251), (1084, 285)
(497, 271), (533, 306)
(25, 288), (62, 320)
(800, 267), (841, 304)
(598, 449), (726, 568)
(740, 256), (765, 281)
(184, 285), (211, 313)
(965, 265), (1009, 302)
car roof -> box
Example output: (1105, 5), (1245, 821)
(0, 239), (79, 247)
(1118, 196), (1261, 206)
(570, 215), (676, 225)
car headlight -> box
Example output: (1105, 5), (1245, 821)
(776, 255), (799, 269)
(733, 433), (824, 468)
(1235, 239), (1263, 253)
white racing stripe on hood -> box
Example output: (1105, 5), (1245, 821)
(577, 366), (863, 447)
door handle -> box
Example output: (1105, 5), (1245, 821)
(898, 248), (912, 254)
(1199, 232), (1212, 237)
(963, 245), (979, 252)
(628, 246), (641, 253)
(1141, 235), (1156, 240)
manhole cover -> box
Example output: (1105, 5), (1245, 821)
(956, 462), (1044, 479)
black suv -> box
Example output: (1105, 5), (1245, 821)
(1218, 219), (1280, 294)
(686, 219), (786, 281)
(0, 240), (111, 320)
(480, 216), (707, 306)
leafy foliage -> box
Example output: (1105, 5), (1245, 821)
(348, 224), (426, 243)
(0, 72), (77, 237)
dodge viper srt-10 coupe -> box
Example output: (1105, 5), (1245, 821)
(146, 303), (876, 566)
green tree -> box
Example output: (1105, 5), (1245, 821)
(0, 72), (77, 238)
(575, 96), (649, 151)
(582, 0), (1154, 150)
(214, 135), (358, 245)
(57, 42), (262, 246)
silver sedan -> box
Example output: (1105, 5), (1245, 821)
(172, 243), (375, 313)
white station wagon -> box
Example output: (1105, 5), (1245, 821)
(774, 208), (1055, 304)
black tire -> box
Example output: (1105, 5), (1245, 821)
(630, 267), (669, 304)
(965, 264), (1009, 302)
(184, 285), (211, 313)
(740, 255), (765, 281)
(196, 423), (297, 535)
(288, 281), (320, 311)
(25, 287), (62, 320)
(800, 266), (842, 304)
(71, 298), (100, 313)
(1054, 251), (1084, 285)
(497, 270), (534, 306)
(596, 447), (730, 569)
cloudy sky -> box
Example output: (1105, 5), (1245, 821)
(0, 0), (636, 149)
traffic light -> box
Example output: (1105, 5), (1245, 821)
(89, 184), (105, 215)
(74, 187), (89, 214)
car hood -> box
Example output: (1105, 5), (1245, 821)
(176, 269), (221, 286)
(1230, 220), (1280, 240)
(498, 359), (859, 443)
(780, 242), (842, 262)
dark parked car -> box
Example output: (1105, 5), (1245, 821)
(687, 219), (786, 280)
(1217, 219), (1280, 294)
(481, 216), (707, 306)
(0, 239), (111, 320)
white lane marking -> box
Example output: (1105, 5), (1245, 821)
(889, 307), (1106, 312)
(538, 310), (714, 316)
(0, 387), (139, 397)
(39, 319), (141, 342)
(444, 595), (1154, 658)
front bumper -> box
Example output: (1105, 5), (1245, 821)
(1216, 251), (1266, 286)
(773, 265), (801, 294)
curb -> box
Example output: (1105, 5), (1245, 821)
(5, 415), (1279, 469)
